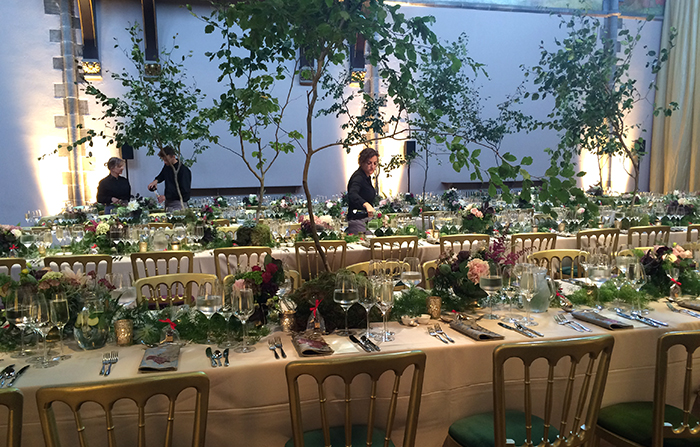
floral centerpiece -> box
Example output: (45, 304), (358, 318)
(442, 188), (461, 212)
(0, 225), (22, 257)
(297, 216), (339, 240)
(461, 203), (494, 234)
(270, 196), (299, 221)
(226, 254), (285, 325)
(243, 194), (260, 207)
(378, 196), (403, 215)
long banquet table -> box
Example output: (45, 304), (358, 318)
(6, 300), (700, 447)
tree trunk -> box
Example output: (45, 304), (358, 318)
(302, 152), (330, 272)
(256, 174), (265, 221)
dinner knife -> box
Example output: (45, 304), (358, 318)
(349, 335), (372, 352)
(361, 335), (381, 352)
(515, 322), (544, 337)
(6, 365), (29, 387)
(633, 313), (668, 327)
(223, 348), (230, 367)
(498, 322), (535, 338)
(0, 365), (15, 387)
(615, 309), (658, 327)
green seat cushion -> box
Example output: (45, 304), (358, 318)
(597, 402), (700, 447)
(448, 410), (560, 447)
(284, 425), (394, 447)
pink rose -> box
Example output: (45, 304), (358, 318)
(467, 259), (490, 285)
(233, 279), (247, 291)
(470, 208), (483, 218)
(673, 245), (693, 259)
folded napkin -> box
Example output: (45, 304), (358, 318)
(292, 331), (334, 357)
(571, 311), (633, 330)
(677, 299), (700, 312)
(449, 320), (505, 341)
(139, 344), (181, 372)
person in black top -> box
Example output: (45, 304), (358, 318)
(147, 146), (192, 211)
(96, 157), (131, 214)
(346, 147), (379, 235)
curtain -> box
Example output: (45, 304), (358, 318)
(649, 0), (700, 193)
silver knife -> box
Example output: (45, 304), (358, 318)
(615, 309), (658, 327)
(349, 335), (372, 352)
(633, 313), (668, 327)
(498, 322), (535, 338)
(361, 335), (381, 352)
(515, 322), (544, 337)
(6, 365), (29, 387)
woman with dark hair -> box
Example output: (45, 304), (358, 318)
(346, 148), (379, 235)
(96, 157), (131, 214)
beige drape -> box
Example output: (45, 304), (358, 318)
(649, 0), (700, 193)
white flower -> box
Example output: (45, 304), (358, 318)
(10, 229), (21, 238)
(678, 198), (689, 206)
(127, 200), (139, 211)
(379, 199), (387, 207)
(96, 222), (110, 235)
(577, 207), (585, 215)
(326, 201), (334, 209)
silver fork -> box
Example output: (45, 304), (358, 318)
(99, 352), (110, 375)
(428, 326), (448, 343)
(666, 302), (700, 318)
(433, 324), (455, 343)
(105, 351), (118, 376)
(554, 313), (584, 332)
(268, 339), (279, 359)
(274, 336), (287, 359)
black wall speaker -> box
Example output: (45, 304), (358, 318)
(121, 144), (134, 160)
(404, 140), (416, 157)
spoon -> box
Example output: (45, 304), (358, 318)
(223, 348), (230, 366)
(205, 347), (216, 368)
(214, 350), (223, 367)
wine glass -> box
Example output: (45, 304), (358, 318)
(385, 258), (402, 288)
(374, 277), (395, 342)
(173, 223), (187, 248)
(501, 265), (522, 323)
(519, 268), (538, 326)
(8, 288), (33, 358)
(20, 232), (36, 257)
(368, 259), (385, 280)
(31, 296), (58, 368)
(479, 263), (503, 320)
(401, 257), (422, 287)
(196, 282), (223, 343)
(233, 287), (256, 353)
(359, 278), (378, 337)
(219, 284), (234, 348)
(627, 263), (648, 312)
(333, 272), (358, 336)
(50, 293), (71, 360)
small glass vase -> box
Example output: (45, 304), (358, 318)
(74, 295), (109, 350)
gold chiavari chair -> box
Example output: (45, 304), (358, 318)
(295, 240), (347, 281)
(369, 235), (419, 260)
(0, 388), (22, 447)
(596, 330), (700, 447)
(213, 246), (272, 280)
(445, 335), (614, 447)
(439, 234), (490, 255)
(285, 350), (426, 447)
(345, 261), (370, 276)
(0, 258), (27, 281)
(211, 218), (230, 226)
(528, 249), (588, 279)
(147, 222), (174, 229)
(576, 228), (620, 254)
(134, 273), (219, 309)
(422, 259), (439, 290)
(617, 246), (654, 257)
(43, 254), (113, 277)
(628, 225), (670, 247)
(510, 232), (557, 263)
(37, 372), (209, 447)
(130, 251), (194, 281)
(687, 224), (700, 243)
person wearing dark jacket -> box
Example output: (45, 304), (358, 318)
(147, 146), (191, 211)
(96, 157), (131, 214)
(346, 148), (378, 235)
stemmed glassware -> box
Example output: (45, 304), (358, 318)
(8, 288), (32, 358)
(627, 263), (648, 312)
(614, 255), (636, 302)
(31, 296), (58, 368)
(233, 287), (256, 353)
(401, 257), (422, 287)
(374, 277), (395, 342)
(20, 232), (36, 258)
(501, 265), (521, 323)
(479, 263), (502, 320)
(385, 258), (402, 288)
(196, 282), (223, 343)
(50, 293), (71, 360)
(359, 278), (378, 337)
(519, 268), (538, 326)
(333, 272), (359, 336)
(219, 284), (234, 348)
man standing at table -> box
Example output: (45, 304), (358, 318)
(147, 146), (192, 211)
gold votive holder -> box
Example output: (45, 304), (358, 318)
(281, 310), (296, 333)
(139, 241), (148, 252)
(114, 319), (134, 346)
(427, 296), (442, 319)
(170, 243), (181, 251)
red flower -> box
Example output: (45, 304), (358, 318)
(266, 263), (278, 275)
(262, 271), (272, 283)
(252, 265), (262, 272)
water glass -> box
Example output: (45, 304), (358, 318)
(334, 272), (358, 336)
(234, 287), (256, 353)
(50, 293), (71, 360)
(374, 278), (395, 342)
(519, 269), (538, 326)
(401, 257), (422, 287)
(196, 282), (223, 343)
(31, 296), (58, 368)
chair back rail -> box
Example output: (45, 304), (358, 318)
(0, 388), (23, 447)
(295, 240), (347, 281)
(576, 228), (620, 254)
(628, 225), (670, 247)
(213, 247), (272, 280)
(286, 350), (426, 447)
(422, 260), (438, 290)
(528, 249), (588, 279)
(0, 258), (27, 281)
(36, 372), (209, 447)
(510, 233), (557, 263)
(44, 255), (113, 277)
(439, 234), (490, 256)
(130, 251), (194, 281)
(369, 236), (419, 261)
(134, 273), (219, 309)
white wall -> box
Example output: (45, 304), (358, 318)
(0, 0), (663, 225)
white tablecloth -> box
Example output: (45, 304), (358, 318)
(6, 300), (700, 447)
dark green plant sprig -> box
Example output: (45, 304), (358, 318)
(392, 287), (430, 320)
